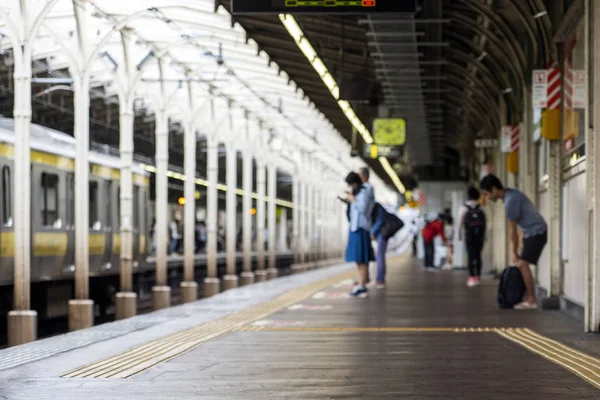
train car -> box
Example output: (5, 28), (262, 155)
(0, 118), (150, 287)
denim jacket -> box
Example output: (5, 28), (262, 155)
(349, 185), (375, 232)
(370, 203), (385, 239)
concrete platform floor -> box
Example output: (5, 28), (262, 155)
(1, 254), (600, 399)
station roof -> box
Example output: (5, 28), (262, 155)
(0, 0), (397, 197)
(220, 0), (555, 181)
(0, 0), (555, 191)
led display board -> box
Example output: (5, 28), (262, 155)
(232, 0), (417, 15)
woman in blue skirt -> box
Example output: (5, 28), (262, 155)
(342, 172), (375, 297)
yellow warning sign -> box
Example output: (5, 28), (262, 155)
(373, 118), (406, 146)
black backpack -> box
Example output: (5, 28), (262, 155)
(463, 204), (486, 240)
(498, 266), (526, 309)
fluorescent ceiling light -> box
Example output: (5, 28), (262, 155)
(139, 163), (294, 208)
(279, 13), (405, 193)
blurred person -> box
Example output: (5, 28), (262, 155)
(480, 174), (546, 309)
(368, 202), (388, 288)
(421, 213), (447, 271)
(342, 171), (375, 298)
(169, 219), (181, 255)
(458, 186), (487, 287)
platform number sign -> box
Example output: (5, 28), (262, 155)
(532, 70), (547, 108)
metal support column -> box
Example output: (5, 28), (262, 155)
(204, 138), (220, 296)
(115, 101), (136, 319)
(223, 145), (239, 290)
(7, 0), (37, 346)
(306, 181), (314, 263)
(585, 0), (600, 331)
(299, 179), (307, 264)
(267, 164), (278, 279)
(180, 96), (198, 303)
(314, 186), (321, 263)
(151, 111), (172, 309)
(68, 0), (93, 332)
(115, 31), (137, 320)
(292, 176), (300, 265)
(240, 151), (255, 285)
(255, 162), (267, 282)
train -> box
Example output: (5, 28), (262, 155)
(0, 118), (151, 287)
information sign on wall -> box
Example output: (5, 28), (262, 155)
(573, 70), (586, 109)
(532, 70), (547, 108)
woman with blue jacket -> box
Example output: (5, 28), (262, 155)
(343, 172), (375, 298)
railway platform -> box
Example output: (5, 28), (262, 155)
(1, 255), (599, 399)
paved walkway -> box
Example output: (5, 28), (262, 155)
(1, 255), (600, 399)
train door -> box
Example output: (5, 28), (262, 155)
(88, 177), (104, 272)
(65, 172), (75, 271)
(138, 186), (149, 266)
(111, 183), (120, 273)
(32, 165), (68, 279)
(132, 185), (140, 265)
(0, 160), (14, 284)
(102, 179), (113, 269)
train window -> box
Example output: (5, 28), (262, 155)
(2, 166), (12, 227)
(89, 181), (100, 230)
(41, 173), (60, 227)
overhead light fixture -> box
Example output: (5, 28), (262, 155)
(138, 163), (294, 208)
(533, 10), (547, 19)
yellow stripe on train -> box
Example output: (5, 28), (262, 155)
(0, 143), (149, 186)
(1, 232), (107, 257)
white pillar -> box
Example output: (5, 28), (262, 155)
(292, 175), (300, 265)
(8, 0), (37, 346)
(180, 107), (199, 303)
(68, 0), (94, 332)
(299, 179), (307, 264)
(267, 164), (278, 279)
(204, 138), (220, 296)
(585, 0), (600, 332)
(546, 136), (562, 306)
(114, 30), (138, 320)
(241, 151), (254, 285)
(255, 162), (267, 281)
(149, 111), (171, 310)
(306, 181), (314, 262)
(116, 100), (136, 319)
(223, 145), (239, 290)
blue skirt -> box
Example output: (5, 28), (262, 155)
(345, 228), (375, 263)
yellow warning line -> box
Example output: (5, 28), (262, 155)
(61, 270), (356, 379)
(496, 328), (600, 389)
(232, 327), (473, 333)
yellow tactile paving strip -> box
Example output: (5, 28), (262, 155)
(232, 326), (492, 332)
(496, 328), (600, 390)
(61, 271), (600, 390)
(61, 270), (356, 379)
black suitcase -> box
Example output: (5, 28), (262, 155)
(498, 266), (526, 309)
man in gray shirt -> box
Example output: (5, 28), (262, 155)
(480, 174), (547, 310)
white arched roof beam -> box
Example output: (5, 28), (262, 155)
(0, 0), (392, 190)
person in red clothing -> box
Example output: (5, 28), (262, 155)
(421, 213), (447, 270)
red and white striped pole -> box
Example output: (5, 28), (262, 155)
(547, 60), (561, 110)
